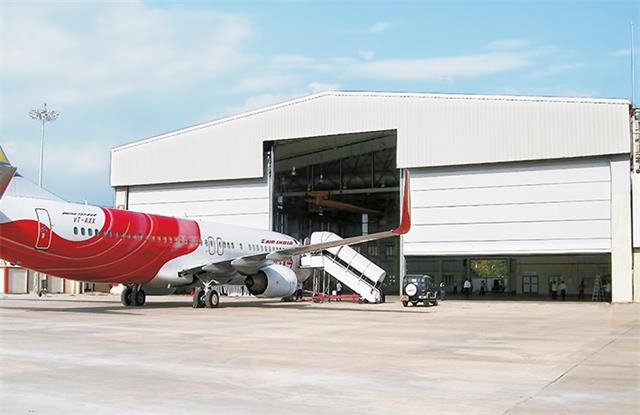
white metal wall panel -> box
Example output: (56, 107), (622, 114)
(404, 158), (612, 256)
(111, 92), (630, 187)
(633, 175), (640, 248)
(127, 178), (270, 230)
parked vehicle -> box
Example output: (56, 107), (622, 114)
(401, 274), (439, 307)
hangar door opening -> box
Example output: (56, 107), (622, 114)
(271, 130), (401, 293)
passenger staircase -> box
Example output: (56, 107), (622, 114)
(300, 232), (386, 303)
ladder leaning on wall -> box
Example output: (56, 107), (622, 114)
(592, 275), (604, 302)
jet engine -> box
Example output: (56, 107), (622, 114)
(244, 264), (298, 298)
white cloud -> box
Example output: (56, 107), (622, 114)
(359, 50), (376, 60)
(528, 62), (585, 79)
(271, 54), (329, 71)
(488, 39), (530, 50)
(235, 74), (300, 93)
(610, 48), (632, 57)
(349, 52), (532, 81)
(368, 21), (395, 33)
(4, 138), (111, 178)
(0, 2), (253, 106)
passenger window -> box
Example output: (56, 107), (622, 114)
(107, 231), (112, 237)
(95, 229), (99, 236)
(73, 227), (78, 235)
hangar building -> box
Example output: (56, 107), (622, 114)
(110, 91), (638, 303)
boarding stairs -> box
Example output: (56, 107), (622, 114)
(301, 232), (386, 304)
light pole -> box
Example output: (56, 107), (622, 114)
(29, 103), (59, 187)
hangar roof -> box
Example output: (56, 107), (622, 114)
(111, 91), (631, 187)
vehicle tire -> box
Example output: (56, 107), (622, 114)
(432, 299), (439, 306)
(402, 300), (408, 307)
(192, 288), (205, 308)
(121, 286), (133, 306)
(205, 289), (220, 309)
(411, 301), (419, 306)
(135, 289), (146, 306)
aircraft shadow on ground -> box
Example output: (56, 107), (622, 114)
(2, 297), (430, 314)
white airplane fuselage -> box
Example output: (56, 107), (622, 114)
(0, 185), (307, 296)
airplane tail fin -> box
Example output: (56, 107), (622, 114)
(0, 146), (17, 199)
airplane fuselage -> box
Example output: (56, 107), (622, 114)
(0, 194), (303, 292)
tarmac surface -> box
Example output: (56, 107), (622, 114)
(0, 294), (638, 415)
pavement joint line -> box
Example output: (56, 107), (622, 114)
(502, 323), (639, 415)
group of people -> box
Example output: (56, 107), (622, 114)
(549, 280), (568, 301)
(453, 278), (504, 298)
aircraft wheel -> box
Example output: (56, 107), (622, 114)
(135, 289), (146, 306)
(205, 289), (220, 309)
(192, 288), (205, 308)
(121, 287), (133, 306)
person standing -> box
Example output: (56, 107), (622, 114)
(578, 279), (585, 300)
(480, 280), (486, 296)
(439, 282), (446, 300)
(295, 281), (303, 301)
(559, 280), (567, 301)
(603, 280), (611, 302)
(463, 278), (471, 299)
(336, 281), (342, 301)
(551, 280), (558, 300)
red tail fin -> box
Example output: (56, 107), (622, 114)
(393, 171), (411, 234)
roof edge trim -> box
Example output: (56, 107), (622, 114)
(112, 90), (631, 153)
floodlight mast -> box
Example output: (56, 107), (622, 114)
(29, 103), (59, 187)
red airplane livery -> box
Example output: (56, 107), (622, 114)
(0, 147), (411, 308)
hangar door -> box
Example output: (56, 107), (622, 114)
(404, 158), (612, 256)
(127, 177), (270, 230)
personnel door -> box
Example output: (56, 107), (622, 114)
(35, 208), (52, 250)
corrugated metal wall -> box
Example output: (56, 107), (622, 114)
(633, 175), (640, 249)
(404, 158), (612, 256)
(127, 178), (270, 229)
(111, 92), (630, 187)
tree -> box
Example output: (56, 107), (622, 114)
(471, 260), (507, 278)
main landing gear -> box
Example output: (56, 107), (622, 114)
(121, 284), (146, 307)
(192, 282), (220, 309)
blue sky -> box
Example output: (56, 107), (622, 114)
(1, 0), (637, 206)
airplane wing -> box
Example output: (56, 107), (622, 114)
(182, 172), (411, 279)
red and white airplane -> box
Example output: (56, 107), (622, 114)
(0, 147), (411, 308)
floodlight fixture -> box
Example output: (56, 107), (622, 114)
(29, 103), (59, 187)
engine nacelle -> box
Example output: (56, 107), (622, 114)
(245, 264), (298, 298)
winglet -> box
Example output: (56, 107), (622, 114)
(392, 171), (411, 234)
(0, 146), (17, 199)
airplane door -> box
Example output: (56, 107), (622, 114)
(35, 208), (52, 250)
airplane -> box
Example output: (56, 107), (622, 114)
(0, 146), (411, 309)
